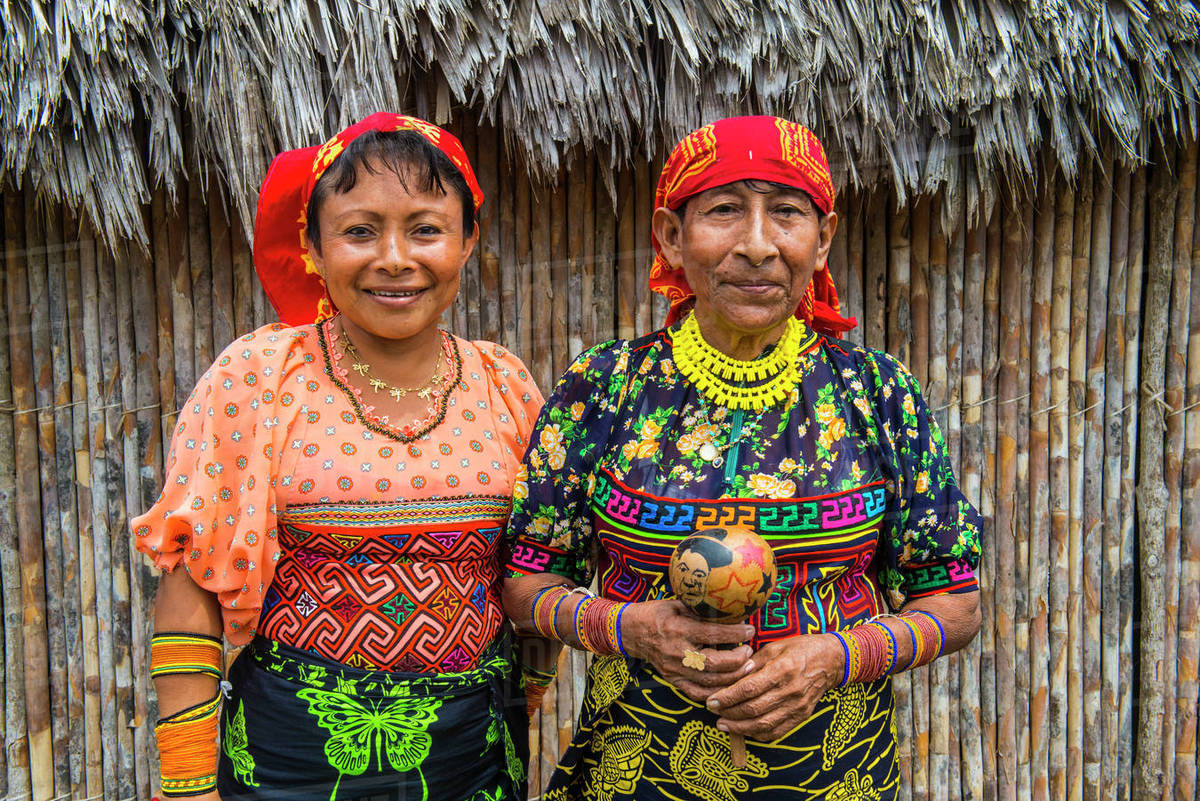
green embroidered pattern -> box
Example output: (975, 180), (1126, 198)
(297, 682), (443, 801)
(221, 699), (259, 788)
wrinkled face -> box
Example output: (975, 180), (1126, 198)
(673, 550), (711, 606)
(653, 181), (837, 337)
(310, 160), (477, 345)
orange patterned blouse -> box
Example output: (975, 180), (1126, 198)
(133, 319), (543, 672)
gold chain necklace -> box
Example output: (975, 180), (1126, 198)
(673, 313), (806, 411)
(340, 326), (447, 402)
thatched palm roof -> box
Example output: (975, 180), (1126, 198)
(3, 1), (1198, 246)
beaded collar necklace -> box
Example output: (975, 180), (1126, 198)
(672, 312), (807, 412)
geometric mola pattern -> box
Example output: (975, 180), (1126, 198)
(257, 496), (509, 672)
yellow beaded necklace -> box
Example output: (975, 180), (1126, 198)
(673, 312), (808, 411)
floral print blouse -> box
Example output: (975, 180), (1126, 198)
(506, 322), (981, 641)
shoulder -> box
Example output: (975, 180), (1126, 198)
(462, 336), (543, 404)
(205, 322), (320, 382)
(818, 337), (918, 392)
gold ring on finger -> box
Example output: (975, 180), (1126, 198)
(682, 649), (706, 671)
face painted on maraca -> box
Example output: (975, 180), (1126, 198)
(673, 550), (710, 606)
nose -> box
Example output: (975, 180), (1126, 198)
(375, 228), (410, 274)
(735, 204), (777, 267)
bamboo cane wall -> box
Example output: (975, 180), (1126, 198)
(0, 125), (1197, 801)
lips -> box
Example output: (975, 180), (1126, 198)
(364, 287), (426, 298)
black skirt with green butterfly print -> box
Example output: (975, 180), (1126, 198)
(217, 636), (529, 801)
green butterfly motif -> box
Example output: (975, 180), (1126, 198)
(297, 687), (443, 801)
(221, 699), (259, 788)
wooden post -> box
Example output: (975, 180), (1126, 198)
(1100, 162), (1130, 801)
(1083, 150), (1113, 801)
(616, 168), (636, 341)
(1132, 140), (1177, 801)
(1028, 159), (1056, 801)
(981, 200), (1002, 801)
(0, 190), (32, 801)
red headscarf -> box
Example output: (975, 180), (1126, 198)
(253, 113), (484, 326)
(649, 116), (856, 337)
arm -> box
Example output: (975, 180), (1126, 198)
(706, 590), (981, 743)
(152, 568), (224, 801)
(503, 572), (756, 702)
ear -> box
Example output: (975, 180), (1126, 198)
(459, 221), (480, 267)
(305, 230), (327, 278)
(652, 206), (685, 269)
(815, 211), (838, 266)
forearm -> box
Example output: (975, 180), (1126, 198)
(900, 589), (981, 658)
(153, 568), (223, 717)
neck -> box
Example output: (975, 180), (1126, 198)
(337, 316), (444, 386)
(690, 309), (789, 360)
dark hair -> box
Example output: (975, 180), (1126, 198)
(305, 129), (475, 251)
(674, 179), (825, 220)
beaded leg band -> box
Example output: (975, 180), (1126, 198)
(832, 610), (946, 686)
(155, 692), (221, 797)
(151, 632), (223, 797)
(530, 585), (629, 656)
(522, 664), (556, 718)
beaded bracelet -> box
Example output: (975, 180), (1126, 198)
(867, 620), (898, 675)
(894, 614), (922, 671)
(531, 586), (569, 639)
(831, 631), (852, 687)
(903, 610), (946, 665)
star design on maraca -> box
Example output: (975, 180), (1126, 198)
(709, 569), (761, 613)
(733, 539), (767, 570)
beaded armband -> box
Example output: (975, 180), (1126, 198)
(155, 692), (221, 797)
(150, 632), (223, 680)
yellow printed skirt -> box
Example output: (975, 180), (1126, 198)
(543, 655), (898, 801)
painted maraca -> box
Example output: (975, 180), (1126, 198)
(668, 525), (777, 623)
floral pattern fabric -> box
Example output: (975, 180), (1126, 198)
(505, 321), (982, 798)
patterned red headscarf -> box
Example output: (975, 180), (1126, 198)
(253, 113), (483, 326)
(649, 116), (856, 337)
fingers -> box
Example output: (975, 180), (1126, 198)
(685, 619), (756, 647)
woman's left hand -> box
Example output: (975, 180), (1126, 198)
(702, 633), (844, 743)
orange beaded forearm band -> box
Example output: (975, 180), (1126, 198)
(150, 632), (223, 680)
(899, 610), (946, 668)
(155, 692), (220, 797)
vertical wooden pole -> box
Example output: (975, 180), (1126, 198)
(9, 191), (54, 801)
(532, 175), (553, 388)
(499, 133), (519, 355)
(864, 190), (888, 352)
(568, 154), (587, 360)
(550, 171), (569, 378)
(1028, 160), (1056, 801)
(595, 168), (617, 345)
(0, 190), (32, 801)
(1175, 143), (1200, 801)
(995, 195), (1021, 801)
(1118, 166), (1146, 801)
(1100, 162), (1130, 801)
(843, 189), (866, 349)
(1161, 139), (1197, 797)
(67, 215), (104, 799)
(927, 191), (951, 801)
(616, 168), (636, 341)
(1083, 152), (1114, 801)
(478, 123), (503, 344)
(516, 160), (533, 375)
(960, 171), (987, 801)
(209, 182), (235, 350)
(1132, 140), (1177, 801)
(634, 157), (652, 336)
(981, 200), (1001, 801)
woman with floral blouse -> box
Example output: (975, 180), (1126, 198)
(502, 116), (982, 800)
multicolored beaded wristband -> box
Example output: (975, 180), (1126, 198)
(155, 691), (221, 797)
(150, 632), (223, 681)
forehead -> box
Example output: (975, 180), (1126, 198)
(683, 180), (813, 206)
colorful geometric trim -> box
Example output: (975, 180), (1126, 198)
(902, 558), (977, 597)
(591, 468), (888, 539)
(280, 495), (512, 528)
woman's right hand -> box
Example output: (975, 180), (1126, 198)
(620, 600), (756, 703)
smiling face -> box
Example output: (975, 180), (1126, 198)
(309, 160), (478, 348)
(653, 180), (837, 345)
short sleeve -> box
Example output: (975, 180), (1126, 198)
(504, 341), (628, 585)
(863, 351), (983, 609)
(131, 324), (301, 644)
(475, 340), (545, 461)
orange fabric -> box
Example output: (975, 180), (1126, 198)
(132, 322), (543, 647)
(253, 113), (484, 327)
(648, 116), (856, 337)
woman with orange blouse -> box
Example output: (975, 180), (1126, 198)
(133, 114), (542, 801)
